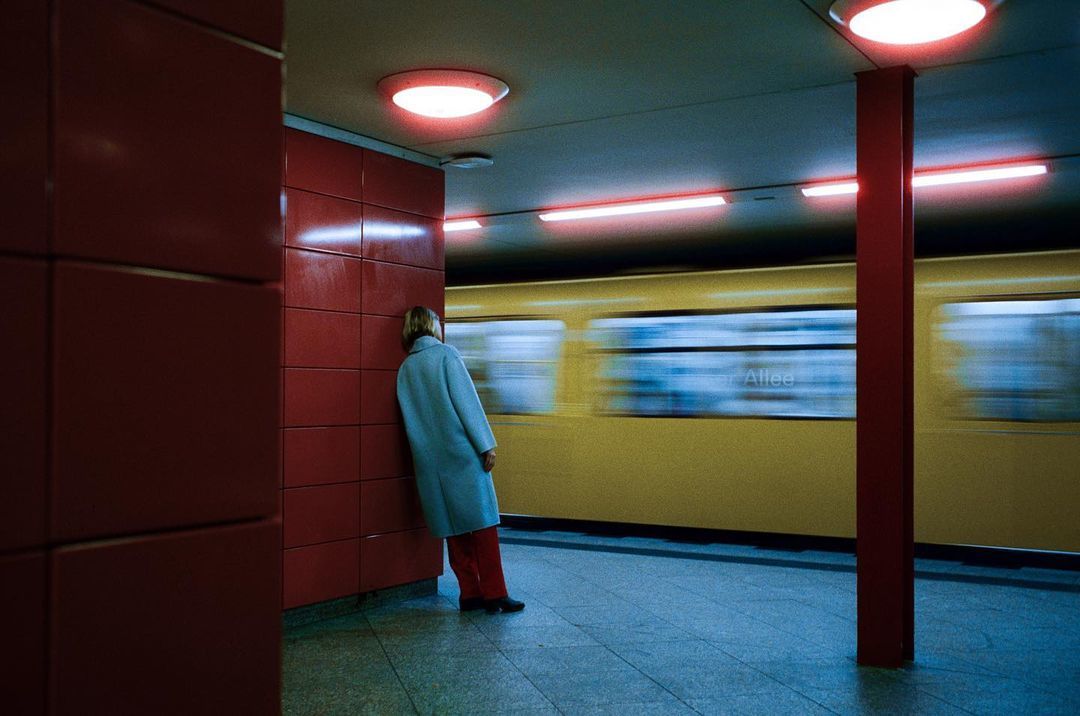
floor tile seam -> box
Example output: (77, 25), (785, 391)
(907, 682), (982, 714)
(937, 655), (1080, 702)
(552, 593), (690, 633)
(362, 617), (423, 716)
(597, 639), (704, 712)
(488, 636), (566, 715)
(534, 561), (649, 613)
(649, 574), (818, 636)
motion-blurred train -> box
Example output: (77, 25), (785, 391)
(445, 250), (1080, 553)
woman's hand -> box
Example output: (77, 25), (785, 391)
(482, 450), (497, 473)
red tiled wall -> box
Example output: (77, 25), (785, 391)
(281, 128), (445, 609)
(0, 2), (283, 713)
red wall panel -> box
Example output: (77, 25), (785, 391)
(283, 538), (360, 609)
(361, 478), (426, 536)
(360, 370), (401, 424)
(284, 248), (363, 313)
(50, 520), (281, 715)
(0, 259), (47, 551)
(0, 551), (46, 716)
(360, 528), (442, 592)
(283, 427), (361, 488)
(284, 308), (363, 368)
(283, 483), (360, 548)
(281, 131), (445, 610)
(144, 0), (283, 49)
(53, 0), (281, 281)
(361, 260), (444, 318)
(360, 424), (412, 480)
(361, 314), (408, 370)
(285, 189), (363, 257)
(284, 129), (364, 203)
(363, 150), (444, 219)
(0, 0), (48, 255)
(362, 204), (443, 269)
(283, 368), (361, 427)
(51, 262), (279, 541)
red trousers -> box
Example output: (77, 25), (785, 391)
(445, 526), (507, 601)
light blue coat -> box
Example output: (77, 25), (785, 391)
(396, 336), (499, 538)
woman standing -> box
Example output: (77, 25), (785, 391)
(396, 306), (525, 614)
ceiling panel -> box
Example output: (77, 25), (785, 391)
(284, 0), (1080, 274)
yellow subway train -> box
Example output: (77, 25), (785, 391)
(445, 249), (1080, 553)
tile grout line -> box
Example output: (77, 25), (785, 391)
(362, 611), (423, 716)
(485, 620), (568, 715)
(514, 541), (1043, 715)
(528, 550), (707, 713)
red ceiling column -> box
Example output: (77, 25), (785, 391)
(855, 65), (915, 668)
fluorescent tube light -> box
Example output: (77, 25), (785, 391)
(801, 182), (860, 197)
(537, 194), (726, 222)
(912, 163), (1048, 187)
(801, 162), (1048, 198)
(444, 220), (482, 232)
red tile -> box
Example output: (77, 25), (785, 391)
(284, 308), (362, 368)
(362, 204), (443, 269)
(361, 424), (412, 480)
(283, 369), (361, 427)
(360, 370), (401, 424)
(143, 0), (283, 50)
(360, 528), (442, 592)
(0, 551), (46, 716)
(0, 0), (47, 255)
(0, 259), (47, 551)
(285, 188), (363, 256)
(361, 478), (426, 536)
(51, 263), (279, 542)
(363, 150), (444, 219)
(53, 0), (281, 280)
(284, 248), (363, 313)
(361, 314), (408, 370)
(283, 538), (359, 609)
(51, 520), (281, 715)
(285, 129), (364, 202)
(283, 427), (361, 487)
(283, 483), (360, 548)
(361, 260), (444, 318)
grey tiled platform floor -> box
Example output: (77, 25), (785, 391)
(283, 528), (1080, 715)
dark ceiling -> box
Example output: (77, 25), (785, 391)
(285, 0), (1080, 283)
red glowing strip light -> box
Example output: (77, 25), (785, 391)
(537, 194), (727, 222)
(444, 219), (482, 232)
(801, 162), (1048, 197)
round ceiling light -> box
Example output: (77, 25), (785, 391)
(829, 0), (990, 45)
(378, 69), (509, 118)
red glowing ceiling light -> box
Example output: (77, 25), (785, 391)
(801, 162), (1049, 197)
(801, 181), (860, 198)
(378, 70), (509, 118)
(912, 163), (1048, 187)
(537, 194), (727, 222)
(829, 0), (991, 45)
(444, 219), (483, 232)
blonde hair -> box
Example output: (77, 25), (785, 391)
(401, 306), (442, 350)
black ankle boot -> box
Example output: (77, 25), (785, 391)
(459, 597), (485, 612)
(484, 596), (525, 614)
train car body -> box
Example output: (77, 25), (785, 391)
(446, 250), (1080, 552)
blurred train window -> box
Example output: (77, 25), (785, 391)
(935, 298), (1080, 422)
(444, 320), (566, 415)
(590, 308), (855, 418)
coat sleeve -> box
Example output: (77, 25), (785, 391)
(442, 347), (497, 455)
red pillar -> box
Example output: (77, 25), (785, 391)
(855, 65), (916, 668)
